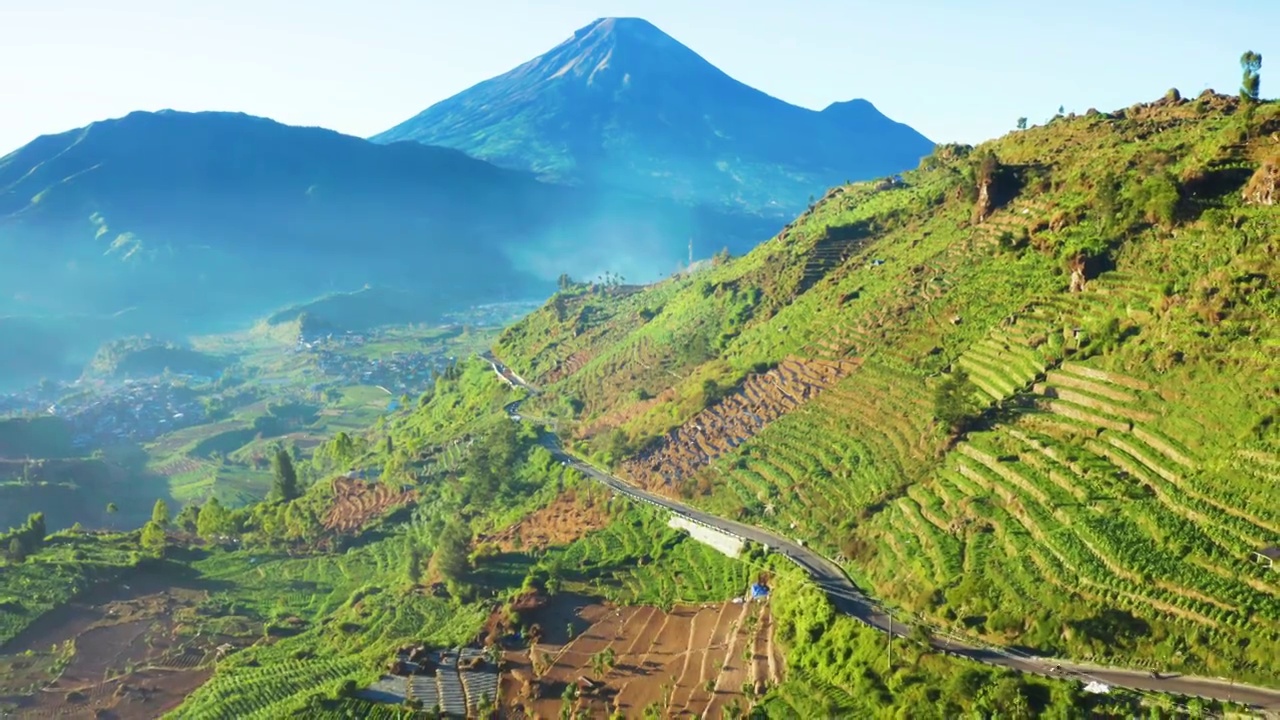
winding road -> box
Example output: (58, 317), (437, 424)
(484, 353), (1280, 715)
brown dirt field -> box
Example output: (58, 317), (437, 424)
(153, 457), (205, 477)
(0, 574), (233, 720)
(481, 488), (612, 552)
(500, 597), (778, 719)
(323, 478), (418, 534)
(619, 357), (860, 494)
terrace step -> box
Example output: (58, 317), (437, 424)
(1036, 385), (1156, 424)
(1058, 361), (1153, 392)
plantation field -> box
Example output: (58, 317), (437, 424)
(489, 95), (1280, 688)
(501, 598), (778, 718)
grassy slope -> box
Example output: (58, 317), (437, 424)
(1, 360), (1219, 719)
(491, 94), (1280, 683)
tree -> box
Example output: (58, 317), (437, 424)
(197, 497), (230, 539)
(272, 448), (300, 502)
(407, 546), (423, 585)
(934, 368), (984, 435)
(140, 520), (166, 556)
(174, 503), (200, 533)
(1016, 117), (1028, 130)
(557, 273), (575, 291)
(1241, 50), (1263, 102)
(433, 519), (471, 584)
(151, 499), (170, 528)
(8, 537), (26, 563)
(106, 502), (118, 517)
(385, 435), (394, 454)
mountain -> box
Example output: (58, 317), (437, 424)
(490, 93), (1280, 685)
(0, 110), (771, 388)
(372, 17), (933, 218)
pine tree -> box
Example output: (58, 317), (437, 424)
(197, 497), (229, 539)
(140, 521), (166, 556)
(407, 546), (423, 585)
(272, 448), (300, 502)
(151, 499), (170, 528)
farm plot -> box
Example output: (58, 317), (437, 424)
(691, 358), (943, 553)
(481, 489), (612, 552)
(854, 360), (1280, 681)
(500, 599), (778, 719)
(323, 478), (418, 534)
(620, 357), (859, 493)
(0, 579), (228, 720)
(151, 456), (209, 477)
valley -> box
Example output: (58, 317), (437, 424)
(0, 303), (525, 533)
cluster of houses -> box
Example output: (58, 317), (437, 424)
(0, 393), (40, 417)
(312, 350), (449, 396)
(54, 380), (208, 446)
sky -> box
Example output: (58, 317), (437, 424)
(2, 0), (1276, 154)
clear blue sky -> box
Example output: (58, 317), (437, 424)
(2, 0), (1275, 154)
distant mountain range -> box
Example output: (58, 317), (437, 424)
(0, 110), (768, 388)
(373, 17), (933, 217)
(0, 17), (933, 390)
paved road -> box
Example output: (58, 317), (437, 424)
(483, 355), (1280, 715)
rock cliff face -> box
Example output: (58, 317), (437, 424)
(1243, 158), (1278, 206)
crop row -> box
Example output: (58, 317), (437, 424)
(171, 658), (362, 720)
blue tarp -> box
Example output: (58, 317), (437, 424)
(750, 583), (769, 598)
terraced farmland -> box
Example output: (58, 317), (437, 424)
(501, 600), (778, 718)
(322, 478), (418, 534)
(851, 355), (1280, 678)
(168, 657), (363, 720)
(619, 357), (860, 493)
(701, 359), (944, 545)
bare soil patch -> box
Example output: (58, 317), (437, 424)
(0, 574), (232, 719)
(323, 478), (417, 534)
(620, 357), (860, 493)
(481, 488), (611, 552)
(500, 596), (778, 718)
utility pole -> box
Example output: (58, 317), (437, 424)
(688, 237), (693, 267)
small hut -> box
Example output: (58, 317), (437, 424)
(1253, 546), (1280, 570)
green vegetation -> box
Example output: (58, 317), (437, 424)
(4, 86), (1276, 719)
(0, 416), (77, 458)
(491, 93), (1280, 685)
(0, 529), (145, 646)
(760, 561), (1242, 718)
(535, 505), (754, 608)
(86, 336), (225, 379)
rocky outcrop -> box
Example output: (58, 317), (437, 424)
(1243, 158), (1278, 206)
(973, 177), (994, 224)
(1069, 255), (1088, 293)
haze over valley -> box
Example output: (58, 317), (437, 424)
(0, 17), (930, 391)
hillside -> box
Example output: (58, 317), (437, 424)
(372, 17), (933, 220)
(0, 109), (771, 388)
(491, 91), (1280, 684)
